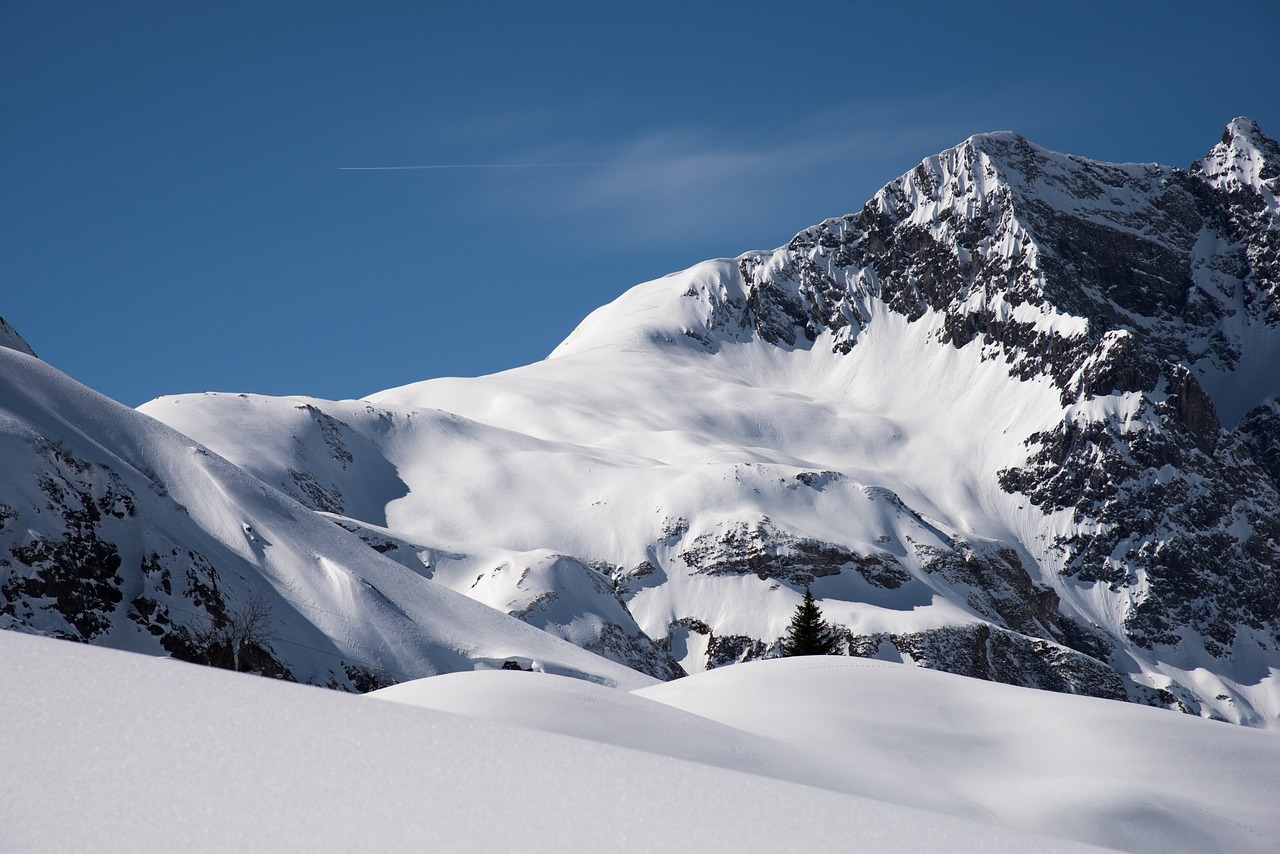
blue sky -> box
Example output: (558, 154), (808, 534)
(3, 1), (1278, 405)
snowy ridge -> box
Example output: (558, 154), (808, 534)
(0, 347), (655, 690)
(0, 315), (36, 357)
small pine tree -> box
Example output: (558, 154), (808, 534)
(781, 586), (842, 656)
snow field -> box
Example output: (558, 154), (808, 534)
(378, 654), (1280, 854)
(1, 630), (1115, 854)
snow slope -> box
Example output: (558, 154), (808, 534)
(140, 310), (1088, 668)
(374, 655), (1280, 854)
(0, 630), (1116, 854)
(0, 346), (654, 690)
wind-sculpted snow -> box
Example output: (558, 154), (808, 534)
(6, 631), (1132, 853)
(372, 656), (1280, 854)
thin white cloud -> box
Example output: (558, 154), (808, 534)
(358, 87), (1067, 252)
(482, 121), (948, 247)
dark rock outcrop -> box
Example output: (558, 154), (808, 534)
(847, 624), (1127, 701)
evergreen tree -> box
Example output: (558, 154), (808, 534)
(781, 586), (843, 656)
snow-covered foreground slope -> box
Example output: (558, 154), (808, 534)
(640, 658), (1280, 853)
(141, 118), (1280, 725)
(376, 654), (1280, 854)
(0, 347), (653, 690)
(1, 630), (1117, 854)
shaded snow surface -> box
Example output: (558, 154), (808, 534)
(2, 630), (1122, 854)
(377, 655), (1280, 854)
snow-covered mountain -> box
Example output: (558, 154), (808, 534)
(5, 119), (1279, 729)
(126, 118), (1280, 725)
(0, 341), (656, 691)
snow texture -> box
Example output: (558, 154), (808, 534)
(1, 630), (1125, 854)
(375, 653), (1280, 854)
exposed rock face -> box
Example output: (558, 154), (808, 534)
(674, 120), (1275, 409)
(649, 118), (1280, 709)
(1236, 400), (1280, 488)
(915, 542), (1061, 640)
(999, 394), (1280, 657)
(656, 511), (1125, 699)
(847, 625), (1127, 701)
(679, 518), (910, 589)
(0, 435), (287, 677)
(1190, 118), (1280, 324)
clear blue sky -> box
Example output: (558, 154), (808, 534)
(3, 1), (1278, 405)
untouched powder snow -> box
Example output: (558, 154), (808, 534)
(0, 630), (1117, 854)
(640, 657), (1280, 854)
(375, 656), (1280, 854)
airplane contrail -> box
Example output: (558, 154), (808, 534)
(338, 163), (588, 171)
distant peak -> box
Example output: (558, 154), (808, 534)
(1194, 117), (1279, 202)
(0, 317), (36, 358)
(1223, 116), (1270, 147)
(963, 129), (1027, 147)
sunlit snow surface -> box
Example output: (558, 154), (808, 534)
(13, 629), (1275, 854)
(0, 627), (1126, 854)
(143, 303), (1067, 643)
(6, 629), (1274, 853)
(378, 655), (1280, 854)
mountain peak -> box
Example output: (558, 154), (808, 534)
(963, 129), (1027, 147)
(1224, 116), (1272, 147)
(1193, 116), (1279, 204)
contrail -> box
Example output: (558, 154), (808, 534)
(338, 161), (656, 171)
(338, 163), (585, 171)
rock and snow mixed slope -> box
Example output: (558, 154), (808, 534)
(0, 344), (655, 691)
(5, 629), (1277, 853)
(136, 118), (1280, 726)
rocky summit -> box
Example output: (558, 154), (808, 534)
(4, 119), (1279, 727)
